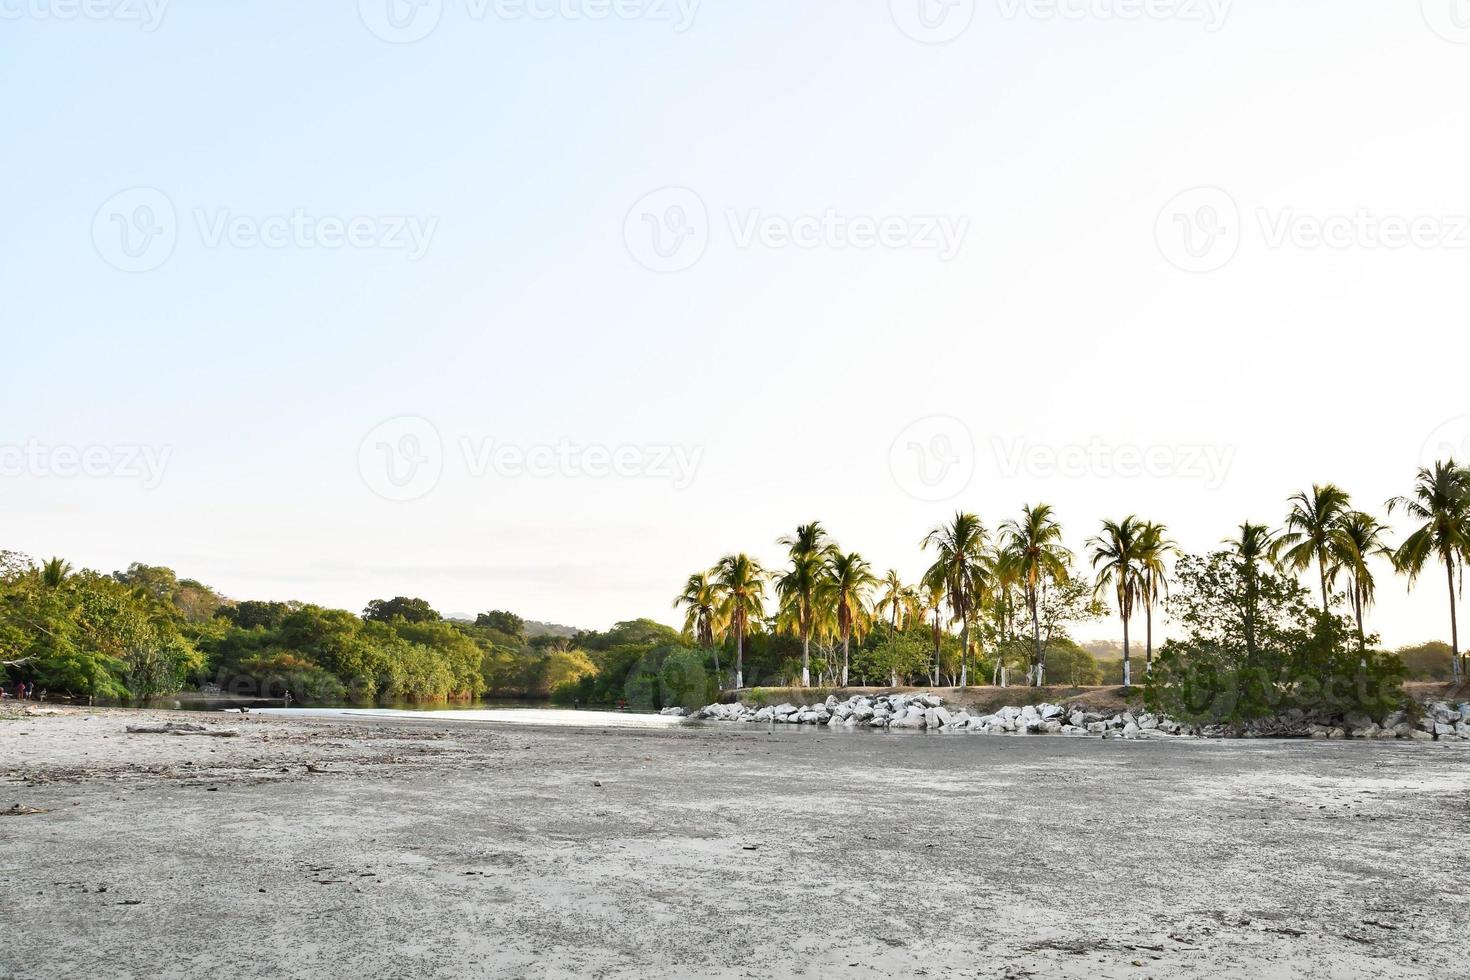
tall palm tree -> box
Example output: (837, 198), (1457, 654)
(999, 504), (1072, 687)
(820, 551), (877, 687)
(1328, 510), (1393, 655)
(917, 576), (947, 687)
(1387, 461), (1470, 683)
(709, 553), (767, 691)
(774, 523), (837, 688)
(1136, 521), (1178, 675)
(673, 571), (725, 682)
(921, 512), (990, 689)
(1272, 484), (1352, 613)
(1088, 517), (1147, 690)
(1224, 522), (1276, 663)
(874, 570), (920, 634)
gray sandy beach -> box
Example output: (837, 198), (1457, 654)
(2, 705), (1467, 979)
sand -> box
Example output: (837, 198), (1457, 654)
(1, 704), (1467, 979)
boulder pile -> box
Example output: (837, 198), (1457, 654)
(668, 694), (1470, 741)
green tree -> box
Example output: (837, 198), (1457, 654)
(710, 554), (767, 690)
(820, 551), (877, 687)
(1223, 522), (1276, 665)
(362, 597), (440, 624)
(673, 572), (725, 683)
(774, 522), (837, 688)
(1136, 521), (1178, 674)
(1328, 510), (1393, 654)
(1387, 461), (1470, 683)
(1271, 483), (1352, 613)
(1088, 516), (1146, 690)
(922, 512), (989, 689)
(1000, 504), (1072, 687)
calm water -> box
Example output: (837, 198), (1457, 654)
(242, 704), (691, 730)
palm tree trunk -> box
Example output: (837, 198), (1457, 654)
(1447, 556), (1462, 684)
(1122, 611), (1132, 690)
(931, 611), (941, 687)
(735, 626), (744, 691)
(1318, 553), (1330, 613)
(841, 633), (850, 687)
(801, 631), (810, 688)
(1145, 599), (1154, 674)
(958, 611), (969, 689)
(1030, 598), (1043, 687)
(710, 635), (721, 690)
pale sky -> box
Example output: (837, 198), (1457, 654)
(4, 1), (1469, 647)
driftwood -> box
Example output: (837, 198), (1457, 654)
(1, 657), (34, 668)
(125, 723), (239, 738)
(2, 804), (49, 817)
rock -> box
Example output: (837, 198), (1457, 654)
(1350, 723), (1380, 739)
(754, 706), (774, 722)
(1434, 722), (1457, 737)
(1122, 722), (1142, 737)
(1392, 722), (1412, 738)
(933, 707), (953, 727)
(1086, 722), (1108, 734)
(1039, 704), (1065, 721)
(1409, 729), (1434, 741)
(916, 694), (943, 708)
(852, 704), (875, 722)
(1372, 728), (1398, 740)
(1067, 710), (1086, 728)
(1043, 721), (1062, 734)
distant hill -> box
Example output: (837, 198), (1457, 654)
(524, 620), (580, 639)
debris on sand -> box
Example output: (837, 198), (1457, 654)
(125, 723), (239, 738)
(3, 804), (50, 816)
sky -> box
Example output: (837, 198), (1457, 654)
(3, 0), (1469, 647)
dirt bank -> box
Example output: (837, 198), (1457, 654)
(2, 704), (1467, 979)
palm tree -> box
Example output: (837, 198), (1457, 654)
(774, 523), (837, 688)
(999, 504), (1072, 687)
(1224, 522), (1276, 663)
(874, 570), (921, 686)
(40, 557), (72, 589)
(709, 553), (767, 691)
(1387, 461), (1470, 683)
(917, 576), (947, 687)
(821, 551), (877, 687)
(921, 512), (990, 689)
(673, 572), (724, 682)
(1136, 522), (1177, 675)
(1088, 517), (1147, 690)
(1272, 484), (1352, 613)
(1328, 510), (1393, 654)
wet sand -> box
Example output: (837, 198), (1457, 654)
(2, 705), (1467, 979)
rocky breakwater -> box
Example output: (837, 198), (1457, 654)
(662, 694), (1470, 741)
